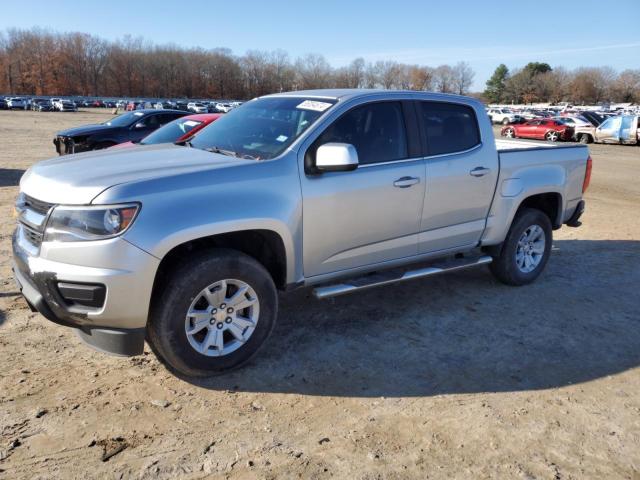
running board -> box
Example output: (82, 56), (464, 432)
(312, 255), (493, 299)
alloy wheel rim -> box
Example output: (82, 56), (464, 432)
(184, 279), (260, 357)
(515, 225), (546, 273)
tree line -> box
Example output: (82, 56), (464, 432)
(2, 28), (637, 104)
(0, 28), (475, 99)
(484, 62), (640, 105)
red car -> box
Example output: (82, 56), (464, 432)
(111, 113), (222, 149)
(501, 119), (574, 142)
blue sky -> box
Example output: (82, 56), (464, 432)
(2, 0), (639, 90)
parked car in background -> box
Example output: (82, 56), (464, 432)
(56, 99), (78, 112)
(0, 97), (7, 110)
(6, 97), (26, 109)
(31, 99), (52, 111)
(175, 101), (190, 111)
(187, 102), (208, 113)
(587, 115), (640, 145)
(555, 116), (593, 129)
(53, 109), (188, 155)
(501, 119), (574, 142)
(487, 108), (523, 125)
(577, 110), (604, 127)
(111, 113), (221, 149)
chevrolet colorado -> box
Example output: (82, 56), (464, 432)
(13, 90), (591, 378)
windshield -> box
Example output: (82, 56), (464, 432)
(104, 111), (145, 127)
(141, 118), (204, 144)
(190, 97), (337, 160)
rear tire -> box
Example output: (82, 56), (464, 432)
(489, 208), (552, 286)
(502, 118), (510, 125)
(147, 249), (277, 378)
(545, 131), (560, 142)
(579, 134), (591, 144)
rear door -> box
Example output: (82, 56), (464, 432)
(416, 101), (499, 254)
(300, 100), (425, 277)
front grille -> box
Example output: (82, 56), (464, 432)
(22, 225), (44, 245)
(54, 136), (75, 155)
(23, 195), (54, 215)
(17, 194), (55, 250)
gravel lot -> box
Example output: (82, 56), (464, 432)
(0, 110), (639, 479)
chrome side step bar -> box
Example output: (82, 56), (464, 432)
(312, 255), (493, 299)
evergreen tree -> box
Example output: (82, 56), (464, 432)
(484, 64), (509, 103)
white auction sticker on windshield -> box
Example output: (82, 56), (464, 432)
(296, 100), (332, 112)
(276, 135), (288, 142)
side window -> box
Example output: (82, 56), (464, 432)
(138, 114), (160, 129)
(158, 113), (180, 125)
(316, 102), (408, 165)
(419, 102), (480, 156)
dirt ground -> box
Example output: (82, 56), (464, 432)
(0, 110), (639, 479)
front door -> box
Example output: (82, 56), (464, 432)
(300, 101), (425, 277)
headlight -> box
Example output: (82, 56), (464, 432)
(44, 203), (139, 242)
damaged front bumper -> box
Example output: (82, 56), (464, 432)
(12, 228), (159, 356)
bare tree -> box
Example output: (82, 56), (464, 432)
(433, 65), (455, 93)
(295, 53), (332, 89)
(452, 61), (475, 95)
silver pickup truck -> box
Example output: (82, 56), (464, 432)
(12, 90), (592, 378)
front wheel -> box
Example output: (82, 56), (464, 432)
(502, 118), (510, 125)
(489, 208), (552, 286)
(579, 134), (591, 144)
(503, 127), (515, 138)
(147, 249), (278, 378)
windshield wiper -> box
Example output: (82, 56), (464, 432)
(203, 146), (239, 157)
(199, 145), (260, 160)
(175, 140), (192, 147)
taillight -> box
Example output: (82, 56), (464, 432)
(582, 155), (592, 193)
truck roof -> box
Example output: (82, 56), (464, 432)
(264, 89), (480, 104)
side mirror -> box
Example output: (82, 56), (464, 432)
(315, 143), (358, 172)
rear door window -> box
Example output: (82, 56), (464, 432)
(418, 102), (480, 156)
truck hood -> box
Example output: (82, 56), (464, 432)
(20, 144), (250, 204)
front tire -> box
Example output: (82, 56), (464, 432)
(147, 249), (278, 378)
(489, 208), (552, 286)
(502, 118), (510, 125)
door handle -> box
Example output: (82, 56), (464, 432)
(393, 176), (420, 188)
(469, 167), (491, 177)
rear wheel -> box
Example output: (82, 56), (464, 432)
(579, 133), (591, 144)
(502, 118), (510, 125)
(489, 208), (552, 286)
(147, 249), (277, 378)
(545, 131), (560, 142)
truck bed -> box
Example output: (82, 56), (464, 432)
(495, 138), (577, 151)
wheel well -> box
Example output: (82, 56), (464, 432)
(517, 193), (562, 229)
(152, 230), (287, 294)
